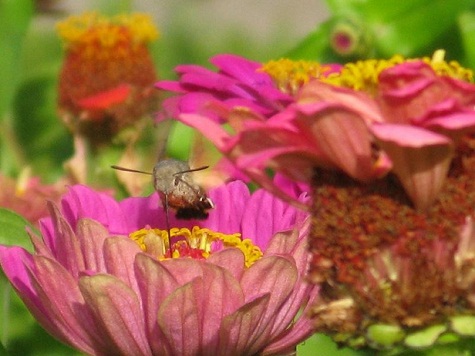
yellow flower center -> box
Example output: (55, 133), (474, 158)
(322, 50), (473, 95)
(129, 226), (263, 267)
(57, 12), (159, 55)
(260, 59), (334, 95)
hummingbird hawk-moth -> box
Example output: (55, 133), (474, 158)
(111, 159), (214, 220)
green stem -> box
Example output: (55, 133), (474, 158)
(0, 113), (27, 175)
(0, 275), (11, 349)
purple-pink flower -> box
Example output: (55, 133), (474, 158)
(0, 180), (315, 355)
(157, 53), (475, 350)
(167, 58), (475, 211)
(156, 54), (292, 123)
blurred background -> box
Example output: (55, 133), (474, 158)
(2, 0), (475, 354)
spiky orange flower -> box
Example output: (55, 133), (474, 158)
(57, 12), (159, 144)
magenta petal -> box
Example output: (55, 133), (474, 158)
(157, 282), (201, 356)
(217, 294), (270, 355)
(205, 180), (250, 234)
(423, 111), (475, 141)
(211, 54), (263, 82)
(103, 237), (142, 294)
(76, 218), (109, 272)
(0, 246), (44, 316)
(134, 254), (179, 355)
(32, 256), (105, 355)
(372, 124), (454, 210)
(46, 203), (84, 278)
(79, 274), (152, 356)
(119, 194), (164, 232)
(241, 188), (307, 250)
(179, 113), (230, 150)
(60, 185), (129, 235)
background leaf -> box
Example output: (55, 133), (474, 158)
(0, 0), (33, 119)
(0, 209), (35, 251)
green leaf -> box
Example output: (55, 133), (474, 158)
(298, 333), (372, 355)
(12, 76), (73, 181)
(0, 0), (34, 119)
(368, 0), (473, 57)
(292, 0), (473, 62)
(0, 209), (34, 251)
(458, 11), (475, 68)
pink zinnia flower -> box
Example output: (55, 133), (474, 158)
(160, 52), (475, 351)
(156, 54), (340, 124)
(156, 54), (292, 123)
(0, 181), (316, 355)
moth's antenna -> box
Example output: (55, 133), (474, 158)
(111, 164), (172, 255)
(173, 165), (209, 176)
(110, 165), (152, 175)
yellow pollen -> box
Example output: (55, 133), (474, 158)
(15, 166), (32, 197)
(129, 226), (263, 267)
(322, 55), (406, 94)
(322, 50), (473, 94)
(56, 12), (159, 51)
(260, 58), (333, 95)
(426, 49), (473, 82)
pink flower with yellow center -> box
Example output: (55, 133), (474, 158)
(159, 51), (475, 351)
(0, 181), (316, 355)
(156, 54), (339, 123)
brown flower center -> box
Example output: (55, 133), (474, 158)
(309, 135), (475, 339)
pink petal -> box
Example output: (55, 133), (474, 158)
(46, 202), (85, 278)
(60, 185), (129, 235)
(205, 180), (250, 234)
(134, 254), (179, 355)
(0, 246), (44, 318)
(76, 218), (109, 272)
(263, 291), (318, 355)
(295, 102), (379, 181)
(266, 236), (315, 337)
(179, 113), (230, 150)
(240, 256), (299, 349)
(119, 194), (164, 232)
(103, 236), (142, 294)
(157, 282), (201, 356)
(241, 188), (308, 250)
(298, 80), (382, 124)
(192, 263), (245, 352)
(217, 294), (271, 355)
(79, 274), (152, 356)
(207, 248), (246, 281)
(160, 258), (204, 286)
(211, 54), (265, 84)
(264, 230), (299, 257)
(32, 256), (107, 355)
(372, 124), (454, 210)
(242, 167), (310, 211)
(423, 111), (475, 138)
